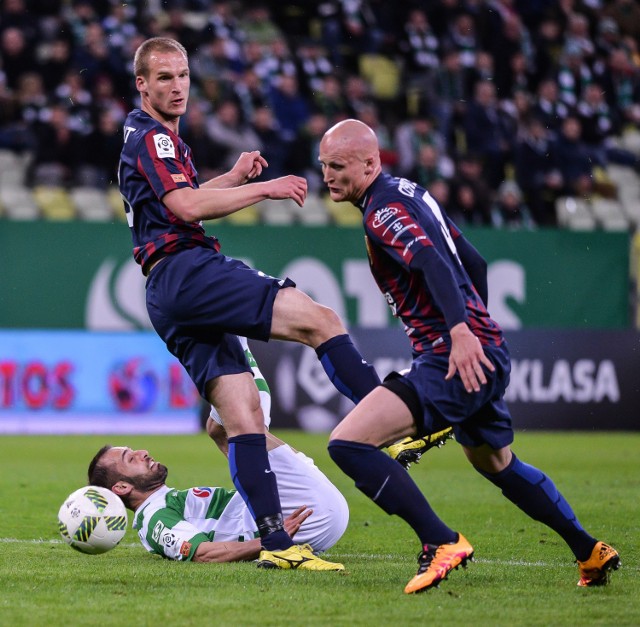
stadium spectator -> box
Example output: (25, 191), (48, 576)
(514, 115), (563, 226)
(250, 105), (288, 180)
(267, 74), (310, 143)
(0, 27), (37, 90)
(38, 38), (73, 93)
(191, 36), (243, 95)
(394, 109), (445, 177)
(233, 67), (269, 124)
(554, 115), (595, 199)
(432, 48), (473, 149)
(576, 82), (618, 167)
(311, 74), (348, 124)
(408, 143), (453, 191)
(53, 70), (93, 136)
(448, 181), (492, 227)
(490, 180), (536, 229)
(178, 99), (227, 181)
(251, 37), (298, 89)
(442, 13), (479, 73)
(556, 42), (594, 108)
(238, 3), (282, 45)
(295, 39), (334, 95)
(343, 73), (375, 120)
(30, 103), (85, 187)
(82, 108), (122, 187)
(450, 151), (494, 222)
(206, 98), (262, 171)
(600, 47), (640, 130)
(602, 0), (640, 42)
(286, 111), (330, 194)
(397, 8), (440, 101)
(319, 118), (620, 595)
(463, 80), (512, 188)
(532, 77), (570, 137)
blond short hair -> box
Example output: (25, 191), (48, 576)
(133, 37), (188, 78)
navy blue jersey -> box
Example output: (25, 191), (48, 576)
(118, 109), (220, 274)
(358, 173), (503, 354)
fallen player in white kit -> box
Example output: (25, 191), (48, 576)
(87, 337), (349, 563)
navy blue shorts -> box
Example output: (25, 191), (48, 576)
(398, 341), (514, 450)
(145, 246), (294, 398)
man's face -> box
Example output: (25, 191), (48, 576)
(318, 139), (368, 204)
(137, 51), (190, 121)
(104, 446), (168, 492)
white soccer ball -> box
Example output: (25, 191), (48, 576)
(58, 486), (128, 555)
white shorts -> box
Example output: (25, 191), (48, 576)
(268, 444), (349, 553)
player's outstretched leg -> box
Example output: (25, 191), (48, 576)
(404, 533), (474, 594)
(257, 544), (344, 571)
(576, 541), (620, 587)
(387, 427), (453, 469)
(475, 452), (621, 587)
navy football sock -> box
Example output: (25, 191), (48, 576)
(476, 454), (596, 560)
(328, 439), (457, 546)
(228, 433), (293, 551)
(316, 334), (381, 403)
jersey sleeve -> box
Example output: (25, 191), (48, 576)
(137, 130), (194, 201)
(363, 202), (434, 267)
(140, 507), (209, 561)
(365, 201), (468, 329)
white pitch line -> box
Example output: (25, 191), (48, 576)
(2, 540), (635, 571)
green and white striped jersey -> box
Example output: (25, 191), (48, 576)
(133, 485), (259, 561)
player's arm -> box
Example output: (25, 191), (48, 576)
(410, 247), (494, 392)
(192, 506), (312, 563)
(200, 151), (268, 189)
(193, 538), (262, 562)
(448, 220), (489, 306)
(163, 175), (307, 222)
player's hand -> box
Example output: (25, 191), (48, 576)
(265, 175), (307, 206)
(284, 505), (313, 538)
(231, 150), (268, 185)
(446, 322), (495, 393)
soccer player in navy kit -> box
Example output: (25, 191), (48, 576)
(318, 119), (620, 593)
(118, 38), (381, 571)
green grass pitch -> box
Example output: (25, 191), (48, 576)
(0, 431), (638, 626)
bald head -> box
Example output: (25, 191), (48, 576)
(319, 119), (382, 204)
(322, 119), (380, 160)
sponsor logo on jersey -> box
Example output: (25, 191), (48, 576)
(171, 173), (187, 183)
(152, 520), (165, 542)
(192, 487), (212, 498)
(154, 133), (175, 159)
(372, 206), (400, 229)
(179, 541), (192, 557)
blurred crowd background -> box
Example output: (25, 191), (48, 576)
(1, 0), (640, 228)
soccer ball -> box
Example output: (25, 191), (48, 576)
(58, 486), (128, 555)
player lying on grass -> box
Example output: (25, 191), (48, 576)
(87, 337), (348, 568)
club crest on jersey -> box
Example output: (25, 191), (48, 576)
(372, 206), (400, 229)
(154, 133), (175, 159)
(192, 487), (212, 498)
